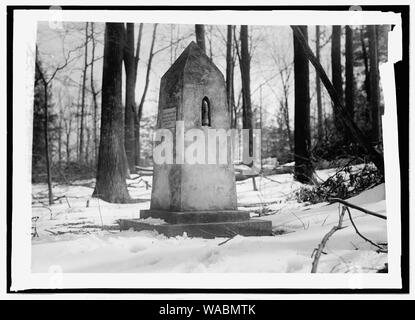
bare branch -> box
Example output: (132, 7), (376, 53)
(311, 206), (347, 273)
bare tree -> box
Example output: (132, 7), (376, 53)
(64, 115), (73, 163)
(90, 22), (100, 163)
(360, 26), (371, 102)
(136, 23), (157, 166)
(291, 26), (384, 174)
(124, 23), (143, 171)
(315, 26), (324, 141)
(93, 23), (131, 203)
(226, 25), (236, 128)
(345, 25), (355, 142)
(368, 25), (381, 143)
(239, 25), (254, 163)
(79, 22), (89, 163)
(331, 25), (343, 137)
(35, 43), (78, 204)
(56, 89), (64, 166)
(293, 26), (314, 184)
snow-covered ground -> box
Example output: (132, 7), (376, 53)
(31, 168), (387, 273)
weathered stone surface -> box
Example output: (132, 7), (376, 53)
(118, 42), (272, 238)
(118, 219), (273, 239)
(140, 209), (250, 224)
(151, 41), (237, 212)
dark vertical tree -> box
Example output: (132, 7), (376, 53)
(293, 26), (314, 184)
(35, 44), (73, 204)
(239, 25), (254, 162)
(195, 24), (206, 53)
(368, 25), (381, 143)
(57, 102), (63, 165)
(124, 23), (142, 172)
(79, 22), (89, 163)
(64, 115), (73, 163)
(90, 22), (100, 163)
(315, 25), (324, 141)
(360, 26), (371, 102)
(93, 23), (131, 203)
(331, 25), (343, 136)
(291, 25), (384, 174)
(226, 25), (235, 128)
(345, 25), (355, 140)
(76, 78), (82, 161)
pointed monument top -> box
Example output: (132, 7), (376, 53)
(161, 41), (223, 82)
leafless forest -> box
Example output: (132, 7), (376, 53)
(33, 22), (388, 205)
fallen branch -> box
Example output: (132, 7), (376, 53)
(345, 207), (387, 252)
(44, 229), (58, 235)
(218, 234), (237, 246)
(311, 206), (347, 273)
(328, 197), (386, 220)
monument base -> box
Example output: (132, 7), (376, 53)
(140, 209), (250, 224)
(117, 218), (272, 238)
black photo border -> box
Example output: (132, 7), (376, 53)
(6, 4), (410, 295)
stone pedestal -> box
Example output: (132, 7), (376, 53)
(118, 217), (272, 239)
(118, 42), (272, 238)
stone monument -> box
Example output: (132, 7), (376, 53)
(118, 42), (272, 238)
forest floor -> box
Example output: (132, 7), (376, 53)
(31, 166), (387, 273)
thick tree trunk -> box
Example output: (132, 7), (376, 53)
(291, 26), (384, 174)
(293, 26), (314, 184)
(124, 23), (137, 172)
(93, 23), (131, 203)
(345, 25), (355, 142)
(315, 26), (324, 141)
(331, 25), (343, 136)
(79, 22), (89, 163)
(368, 25), (381, 143)
(226, 25), (235, 128)
(195, 24), (206, 53)
(240, 25), (253, 162)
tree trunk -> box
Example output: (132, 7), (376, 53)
(76, 79), (82, 161)
(93, 23), (131, 203)
(79, 22), (89, 163)
(43, 83), (54, 204)
(57, 97), (63, 166)
(315, 25), (324, 141)
(283, 93), (293, 151)
(239, 25), (253, 162)
(195, 24), (206, 53)
(291, 26), (384, 174)
(368, 25), (381, 143)
(360, 26), (371, 102)
(65, 118), (72, 164)
(331, 25), (343, 137)
(345, 25), (355, 142)
(136, 23), (157, 166)
(293, 26), (314, 184)
(90, 22), (99, 164)
(226, 25), (235, 128)
(124, 23), (137, 172)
